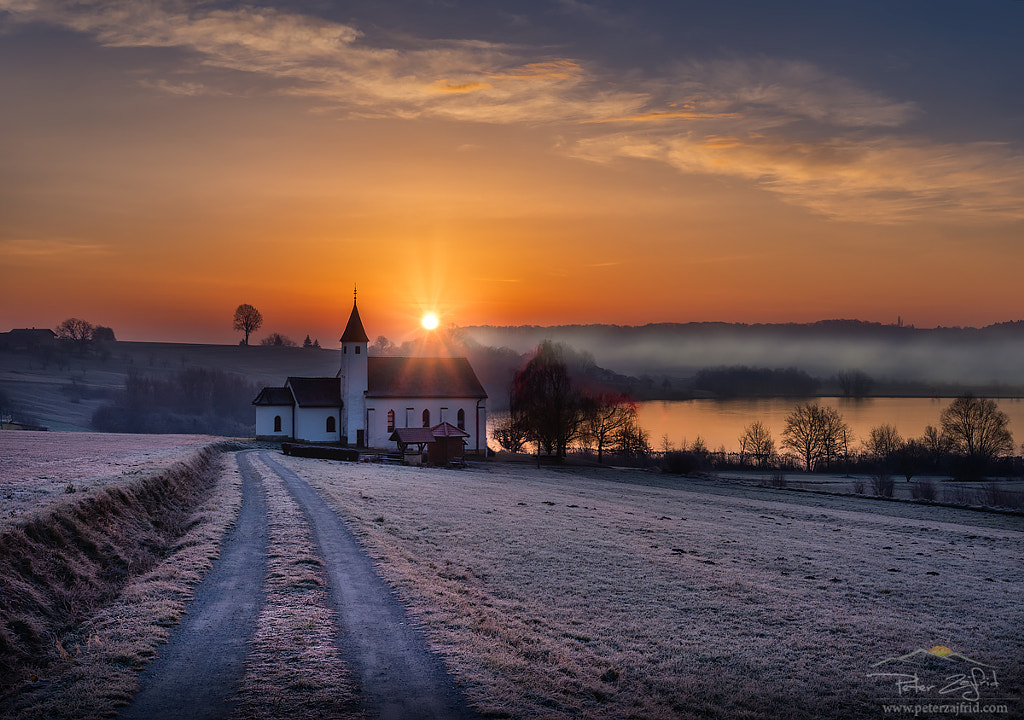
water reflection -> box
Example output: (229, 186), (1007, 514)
(638, 397), (1024, 454)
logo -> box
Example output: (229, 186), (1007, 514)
(869, 645), (999, 702)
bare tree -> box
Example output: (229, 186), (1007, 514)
(939, 395), (1014, 464)
(738, 420), (775, 468)
(492, 414), (529, 453)
(615, 418), (652, 460)
(781, 402), (851, 472)
(580, 392), (638, 463)
(233, 304), (263, 346)
(865, 424), (904, 466)
(370, 336), (396, 355)
(55, 317), (94, 354)
(837, 370), (874, 398)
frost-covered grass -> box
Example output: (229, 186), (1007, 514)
(0, 436), (239, 718)
(286, 457), (1024, 720)
(230, 455), (362, 720)
(0, 431), (217, 530)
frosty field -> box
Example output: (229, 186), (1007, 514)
(0, 431), (217, 529)
(285, 456), (1024, 719)
(2, 435), (1021, 719)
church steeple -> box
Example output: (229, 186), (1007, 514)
(339, 287), (369, 447)
(340, 289), (369, 344)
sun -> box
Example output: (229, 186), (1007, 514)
(421, 313), (439, 330)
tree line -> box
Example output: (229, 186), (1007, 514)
(233, 303), (321, 348)
(92, 367), (259, 436)
(725, 395), (1017, 480)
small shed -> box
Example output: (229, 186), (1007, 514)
(389, 422), (470, 465)
(428, 422), (470, 465)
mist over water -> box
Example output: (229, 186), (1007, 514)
(463, 323), (1024, 386)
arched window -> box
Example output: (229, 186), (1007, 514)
(387, 409), (395, 432)
(457, 408), (465, 430)
(326, 416), (336, 433)
(422, 408), (430, 427)
(274, 415), (282, 432)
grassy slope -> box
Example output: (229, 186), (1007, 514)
(286, 457), (1024, 720)
(0, 434), (242, 716)
(0, 343), (339, 431)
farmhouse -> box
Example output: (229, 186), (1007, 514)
(0, 328), (56, 351)
(253, 298), (488, 455)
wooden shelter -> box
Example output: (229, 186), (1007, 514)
(389, 422), (470, 465)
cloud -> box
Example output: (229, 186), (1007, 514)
(138, 77), (211, 96)
(0, 1), (642, 123)
(668, 58), (917, 128)
(429, 80), (492, 94)
(565, 59), (1023, 223)
(3, 2), (1020, 223)
(572, 132), (1024, 223)
(0, 238), (112, 257)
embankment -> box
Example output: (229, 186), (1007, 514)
(0, 442), (236, 698)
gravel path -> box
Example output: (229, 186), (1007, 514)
(260, 451), (479, 720)
(119, 450), (478, 720)
(118, 452), (269, 720)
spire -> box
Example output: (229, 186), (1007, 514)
(340, 292), (369, 343)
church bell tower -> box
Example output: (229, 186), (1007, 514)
(339, 290), (369, 446)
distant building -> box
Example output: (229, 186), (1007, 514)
(253, 296), (487, 455)
(0, 328), (56, 351)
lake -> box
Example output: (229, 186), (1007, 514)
(637, 397), (1024, 454)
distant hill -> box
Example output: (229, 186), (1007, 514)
(0, 342), (341, 432)
(459, 320), (1024, 392)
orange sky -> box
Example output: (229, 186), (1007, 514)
(1, 2), (1022, 345)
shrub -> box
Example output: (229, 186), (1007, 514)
(942, 485), (974, 506)
(979, 482), (1024, 509)
(870, 473), (894, 497)
(661, 451), (703, 475)
(909, 479), (937, 501)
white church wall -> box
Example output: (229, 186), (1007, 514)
(255, 406), (292, 440)
(366, 398), (487, 455)
(294, 407), (341, 443)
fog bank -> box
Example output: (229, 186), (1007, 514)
(461, 321), (1024, 387)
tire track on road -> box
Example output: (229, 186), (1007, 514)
(260, 451), (480, 720)
(230, 453), (361, 719)
(119, 451), (268, 720)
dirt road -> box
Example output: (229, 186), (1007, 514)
(119, 450), (478, 720)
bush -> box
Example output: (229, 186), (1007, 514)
(909, 479), (937, 501)
(943, 485), (974, 506)
(661, 451), (704, 475)
(870, 473), (894, 497)
(979, 482), (1024, 509)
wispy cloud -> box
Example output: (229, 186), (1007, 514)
(572, 132), (1024, 223)
(4, 2), (1020, 223)
(0, 1), (643, 122)
(568, 59), (1024, 223)
(0, 238), (112, 257)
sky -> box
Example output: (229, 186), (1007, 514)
(1, 0), (1022, 346)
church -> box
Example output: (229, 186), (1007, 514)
(252, 297), (488, 455)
